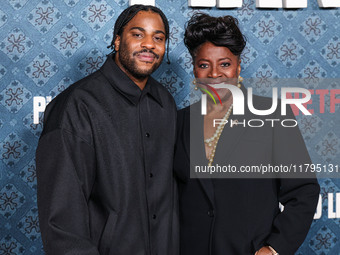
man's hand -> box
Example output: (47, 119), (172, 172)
(255, 246), (273, 255)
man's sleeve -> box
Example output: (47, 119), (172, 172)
(36, 128), (100, 255)
(266, 106), (320, 255)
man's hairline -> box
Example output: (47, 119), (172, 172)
(117, 10), (167, 39)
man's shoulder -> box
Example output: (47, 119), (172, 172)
(149, 76), (177, 107)
(51, 70), (104, 107)
(69, 69), (106, 93)
(41, 70), (107, 134)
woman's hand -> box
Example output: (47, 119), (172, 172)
(255, 246), (273, 255)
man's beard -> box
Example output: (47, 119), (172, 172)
(118, 41), (163, 79)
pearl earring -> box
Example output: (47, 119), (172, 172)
(237, 76), (243, 88)
(193, 79), (198, 90)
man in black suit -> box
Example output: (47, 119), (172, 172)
(36, 5), (178, 255)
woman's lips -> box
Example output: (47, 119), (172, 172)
(206, 83), (225, 91)
(206, 82), (236, 91)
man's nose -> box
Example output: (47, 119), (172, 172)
(141, 35), (156, 49)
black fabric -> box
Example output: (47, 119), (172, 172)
(174, 87), (320, 255)
(36, 55), (179, 255)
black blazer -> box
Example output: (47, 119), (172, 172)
(174, 88), (320, 255)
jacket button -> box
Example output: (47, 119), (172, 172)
(207, 210), (214, 217)
(145, 132), (150, 137)
(152, 214), (157, 219)
(149, 173), (153, 178)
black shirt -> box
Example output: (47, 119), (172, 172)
(36, 55), (178, 255)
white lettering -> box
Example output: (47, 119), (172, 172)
(33, 96), (51, 124)
(281, 119), (297, 127)
(209, 84), (245, 115)
(283, 0), (307, 8)
(248, 87), (278, 115)
(203, 87), (313, 116)
(230, 119), (238, 127)
(201, 94), (207, 115)
(129, 0), (155, 6)
(248, 119), (264, 127)
(256, 0), (283, 8)
(213, 119), (228, 127)
(314, 195), (322, 219)
(318, 0), (340, 7)
(266, 119), (280, 127)
(235, 119), (246, 127)
(195, 164), (237, 173)
(281, 88), (312, 116)
(328, 193), (340, 219)
(188, 0), (216, 7)
(143, 0), (340, 8)
(217, 0), (243, 8)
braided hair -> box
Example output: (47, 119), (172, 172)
(107, 4), (170, 64)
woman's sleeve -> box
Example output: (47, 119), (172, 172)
(266, 105), (320, 255)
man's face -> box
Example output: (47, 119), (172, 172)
(114, 11), (166, 79)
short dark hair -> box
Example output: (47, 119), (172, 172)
(184, 13), (246, 59)
(107, 5), (170, 63)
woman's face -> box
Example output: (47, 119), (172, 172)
(193, 41), (241, 79)
(193, 41), (241, 102)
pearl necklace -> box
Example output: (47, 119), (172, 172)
(205, 104), (233, 166)
(204, 82), (241, 166)
(204, 103), (233, 147)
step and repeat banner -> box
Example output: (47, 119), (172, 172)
(0, 0), (339, 254)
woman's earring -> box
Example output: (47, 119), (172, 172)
(237, 76), (243, 88)
(193, 79), (198, 90)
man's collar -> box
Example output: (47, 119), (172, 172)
(100, 55), (163, 107)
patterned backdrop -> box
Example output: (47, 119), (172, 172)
(0, 0), (340, 254)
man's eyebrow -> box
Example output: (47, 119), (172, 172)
(129, 27), (165, 35)
(154, 30), (166, 35)
(129, 27), (145, 32)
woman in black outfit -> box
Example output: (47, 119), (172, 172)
(174, 13), (320, 255)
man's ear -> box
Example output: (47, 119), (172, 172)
(114, 35), (121, 51)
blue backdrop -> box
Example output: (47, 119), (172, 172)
(0, 0), (339, 254)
